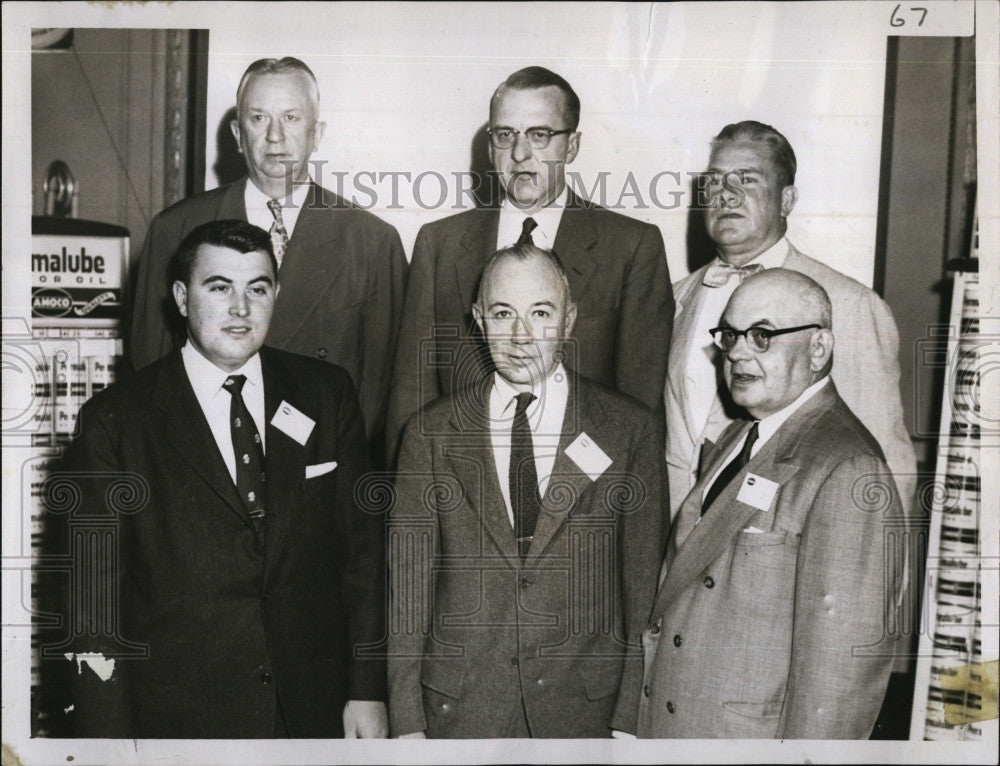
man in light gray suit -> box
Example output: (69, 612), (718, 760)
(665, 120), (915, 518)
(638, 269), (903, 738)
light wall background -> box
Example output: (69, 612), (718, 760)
(205, 1), (892, 284)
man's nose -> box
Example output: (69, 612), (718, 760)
(511, 131), (533, 163)
(510, 316), (533, 343)
(229, 292), (250, 316)
(266, 118), (284, 143)
(726, 334), (753, 362)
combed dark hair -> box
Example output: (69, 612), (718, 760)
(490, 66), (581, 131)
(712, 120), (797, 187)
(476, 242), (574, 307)
(171, 220), (276, 285)
(236, 57), (320, 115)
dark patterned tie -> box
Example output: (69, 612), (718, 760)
(701, 421), (759, 515)
(266, 198), (289, 269)
(516, 217), (538, 246)
(510, 392), (541, 560)
(223, 374), (266, 531)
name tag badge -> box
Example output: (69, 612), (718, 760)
(271, 401), (315, 446)
(565, 431), (612, 481)
(736, 472), (779, 512)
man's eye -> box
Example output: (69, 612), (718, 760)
(494, 130), (514, 141)
(531, 309), (551, 319)
(526, 129), (549, 142)
(492, 310), (511, 319)
(210, 284), (229, 293)
(249, 287), (268, 296)
(251, 115), (266, 122)
(284, 114), (299, 122)
(748, 329), (770, 344)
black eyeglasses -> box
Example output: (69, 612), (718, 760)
(709, 324), (823, 352)
(487, 127), (574, 150)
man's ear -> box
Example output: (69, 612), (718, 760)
(172, 280), (189, 318)
(780, 184), (798, 218)
(472, 302), (485, 334)
(565, 131), (581, 165)
(809, 328), (834, 372)
(564, 301), (578, 337)
(311, 120), (327, 153)
(230, 118), (244, 154)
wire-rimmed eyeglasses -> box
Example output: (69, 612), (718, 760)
(709, 324), (823, 352)
(487, 127), (574, 150)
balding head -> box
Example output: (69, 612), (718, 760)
(719, 268), (834, 419)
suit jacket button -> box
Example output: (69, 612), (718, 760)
(511, 657), (519, 667)
(703, 576), (715, 588)
(520, 576), (531, 588)
(317, 347), (328, 358)
(666, 701), (675, 714)
(536, 677), (545, 686)
(643, 684), (650, 697)
(260, 672), (273, 685)
(649, 623), (660, 635)
(441, 702), (451, 712)
(673, 634), (682, 647)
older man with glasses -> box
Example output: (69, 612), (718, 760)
(385, 66), (673, 465)
(637, 268), (904, 740)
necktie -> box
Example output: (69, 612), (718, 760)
(223, 374), (266, 531)
(701, 421), (759, 515)
(702, 261), (765, 288)
(516, 217), (538, 246)
(266, 198), (289, 269)
(510, 392), (541, 560)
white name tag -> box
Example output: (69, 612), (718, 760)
(270, 401), (315, 446)
(736, 472), (779, 512)
(565, 431), (612, 481)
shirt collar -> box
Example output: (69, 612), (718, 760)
(245, 175), (313, 207)
(755, 375), (830, 445)
(181, 342), (264, 401)
(713, 235), (789, 271)
(499, 187), (568, 248)
(492, 362), (568, 416)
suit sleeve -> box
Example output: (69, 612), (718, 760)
(832, 287), (916, 511)
(385, 420), (438, 736)
(614, 224), (673, 414)
(129, 213), (180, 371)
(778, 454), (902, 738)
(385, 224), (440, 466)
(61, 397), (136, 738)
(611, 410), (667, 733)
(331, 373), (388, 701)
(358, 224), (408, 445)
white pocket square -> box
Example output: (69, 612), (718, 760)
(742, 526), (766, 534)
(305, 461), (337, 479)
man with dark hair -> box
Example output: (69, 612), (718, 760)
(388, 244), (664, 738)
(640, 269), (903, 739)
(65, 220), (387, 738)
(130, 56), (406, 458)
(386, 65), (672, 464)
(665, 120), (915, 518)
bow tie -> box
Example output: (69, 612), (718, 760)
(702, 261), (766, 288)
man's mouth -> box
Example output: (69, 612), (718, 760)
(729, 372), (759, 385)
(222, 325), (253, 335)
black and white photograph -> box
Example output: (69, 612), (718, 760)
(2, 1), (997, 764)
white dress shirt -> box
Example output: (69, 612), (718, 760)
(683, 237), (790, 436)
(244, 175), (312, 239)
(488, 363), (569, 527)
(496, 187), (568, 251)
(181, 343), (266, 484)
(702, 375), (831, 501)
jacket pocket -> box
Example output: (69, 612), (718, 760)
(419, 659), (466, 699)
(579, 660), (623, 701)
(735, 529), (787, 548)
(722, 699), (782, 719)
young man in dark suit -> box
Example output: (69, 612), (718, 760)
(388, 244), (665, 738)
(386, 66), (672, 463)
(65, 220), (386, 738)
(129, 57), (406, 455)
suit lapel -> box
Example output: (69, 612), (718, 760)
(527, 376), (598, 564)
(649, 386), (838, 618)
(267, 183), (348, 343)
(445, 379), (521, 566)
(553, 191), (599, 307)
(219, 178), (248, 219)
(155, 351), (250, 527)
(453, 208), (500, 317)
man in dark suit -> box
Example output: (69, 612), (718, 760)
(129, 57), (406, 453)
(388, 244), (665, 738)
(64, 221), (386, 738)
(639, 269), (903, 738)
(386, 66), (672, 462)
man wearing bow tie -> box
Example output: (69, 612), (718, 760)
(385, 66), (672, 465)
(387, 244), (665, 738)
(664, 120), (915, 519)
(638, 268), (903, 738)
(63, 221), (386, 738)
